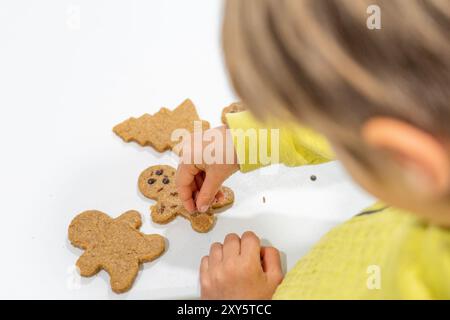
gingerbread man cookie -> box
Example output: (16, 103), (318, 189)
(221, 102), (246, 125)
(138, 165), (234, 233)
(113, 99), (210, 152)
(68, 210), (165, 293)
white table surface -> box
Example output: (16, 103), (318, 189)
(0, 0), (374, 299)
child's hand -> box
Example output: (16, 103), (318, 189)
(200, 231), (284, 300)
(176, 126), (239, 213)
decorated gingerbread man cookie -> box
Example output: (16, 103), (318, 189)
(138, 165), (234, 233)
(68, 210), (165, 293)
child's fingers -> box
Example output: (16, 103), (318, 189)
(199, 256), (210, 284)
(194, 171), (205, 190)
(200, 255), (209, 274)
(240, 231), (261, 261)
(260, 247), (283, 283)
(209, 242), (223, 267)
(180, 182), (197, 213)
(223, 233), (241, 259)
(196, 172), (223, 212)
(214, 189), (224, 202)
(260, 247), (282, 273)
(200, 256), (209, 280)
(176, 164), (201, 213)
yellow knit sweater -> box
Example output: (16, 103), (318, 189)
(226, 111), (450, 299)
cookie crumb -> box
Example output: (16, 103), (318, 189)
(263, 196), (266, 203)
(310, 175), (317, 181)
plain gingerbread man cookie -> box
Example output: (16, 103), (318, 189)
(138, 165), (234, 233)
(68, 210), (166, 293)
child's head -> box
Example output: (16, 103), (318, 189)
(223, 0), (450, 226)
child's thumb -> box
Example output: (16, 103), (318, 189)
(196, 173), (222, 212)
(261, 247), (283, 284)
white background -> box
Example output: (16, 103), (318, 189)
(0, 0), (374, 299)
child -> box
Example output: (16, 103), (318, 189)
(176, 0), (450, 299)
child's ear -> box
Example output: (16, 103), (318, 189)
(361, 117), (450, 197)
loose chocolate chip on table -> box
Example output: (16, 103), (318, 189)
(310, 175), (317, 181)
(162, 177), (170, 184)
(147, 178), (156, 185)
(155, 169), (163, 175)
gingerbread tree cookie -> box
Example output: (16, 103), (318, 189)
(138, 165), (234, 233)
(68, 210), (165, 293)
(113, 99), (210, 152)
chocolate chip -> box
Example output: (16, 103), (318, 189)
(162, 177), (170, 184)
(170, 205), (177, 209)
(157, 187), (164, 193)
(147, 178), (156, 185)
(310, 175), (317, 181)
(170, 192), (178, 197)
(159, 205), (165, 213)
(155, 169), (163, 176)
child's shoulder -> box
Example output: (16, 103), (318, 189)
(274, 204), (450, 299)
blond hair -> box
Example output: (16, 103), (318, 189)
(223, 0), (450, 141)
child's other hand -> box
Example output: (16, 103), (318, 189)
(176, 126), (239, 213)
(200, 231), (284, 300)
